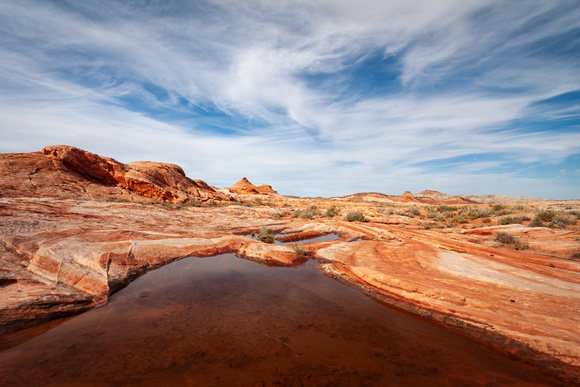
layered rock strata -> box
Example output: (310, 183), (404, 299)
(0, 148), (579, 383)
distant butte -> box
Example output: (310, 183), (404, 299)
(227, 177), (278, 195)
(0, 146), (579, 383)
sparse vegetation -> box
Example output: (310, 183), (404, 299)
(345, 210), (367, 222)
(498, 215), (530, 225)
(291, 244), (309, 257)
(325, 205), (340, 218)
(258, 225), (275, 243)
(533, 210), (576, 228)
(491, 204), (511, 216)
(106, 197), (131, 203)
(427, 211), (446, 222)
(292, 205), (322, 219)
(495, 232), (529, 250)
(467, 207), (492, 220)
(437, 205), (458, 213)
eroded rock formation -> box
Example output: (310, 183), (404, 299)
(228, 177), (278, 195)
(1, 147), (579, 383)
(0, 145), (231, 203)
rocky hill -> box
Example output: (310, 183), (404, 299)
(0, 145), (232, 203)
(227, 177), (278, 195)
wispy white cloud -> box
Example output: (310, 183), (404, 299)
(0, 0), (579, 198)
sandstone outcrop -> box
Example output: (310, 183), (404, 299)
(0, 145), (230, 203)
(1, 147), (579, 383)
(228, 177), (278, 195)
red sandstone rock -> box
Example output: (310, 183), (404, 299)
(39, 145), (231, 203)
(0, 147), (579, 382)
(228, 177), (278, 195)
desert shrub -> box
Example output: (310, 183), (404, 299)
(490, 204), (511, 216)
(451, 215), (468, 224)
(535, 209), (556, 222)
(498, 216), (529, 225)
(437, 205), (458, 213)
(482, 218), (491, 223)
(258, 225), (275, 243)
(292, 210), (312, 219)
(106, 197), (131, 203)
(552, 212), (577, 226)
(270, 210), (291, 220)
(291, 245), (309, 257)
(178, 201), (202, 208)
(424, 221), (443, 230)
(427, 212), (446, 222)
(530, 218), (544, 227)
(409, 206), (421, 216)
(325, 205), (340, 218)
(293, 205), (322, 219)
(495, 232), (529, 250)
(570, 252), (580, 261)
(467, 207), (492, 219)
(345, 210), (367, 222)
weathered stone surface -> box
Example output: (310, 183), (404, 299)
(1, 147), (579, 382)
(0, 145), (229, 203)
(228, 177), (278, 195)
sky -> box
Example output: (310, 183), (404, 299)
(1, 0), (579, 199)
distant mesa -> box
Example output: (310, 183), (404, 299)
(228, 177), (278, 195)
(419, 189), (444, 196)
(0, 145), (231, 203)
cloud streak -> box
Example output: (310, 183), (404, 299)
(0, 0), (579, 198)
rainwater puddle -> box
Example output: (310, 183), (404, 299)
(275, 233), (340, 245)
(0, 254), (564, 386)
(246, 232), (340, 245)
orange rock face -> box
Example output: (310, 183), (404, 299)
(228, 177), (278, 195)
(38, 145), (231, 203)
(1, 147), (579, 383)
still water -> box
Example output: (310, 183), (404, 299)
(0, 254), (564, 386)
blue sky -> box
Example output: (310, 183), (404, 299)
(1, 0), (579, 199)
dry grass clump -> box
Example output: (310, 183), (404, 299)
(532, 209), (577, 228)
(345, 210), (367, 222)
(498, 215), (530, 225)
(258, 225), (275, 243)
(293, 205), (322, 219)
(291, 244), (309, 257)
(325, 205), (340, 218)
(495, 232), (529, 250)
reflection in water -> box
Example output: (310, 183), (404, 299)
(0, 254), (564, 386)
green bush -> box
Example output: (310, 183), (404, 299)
(345, 210), (367, 222)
